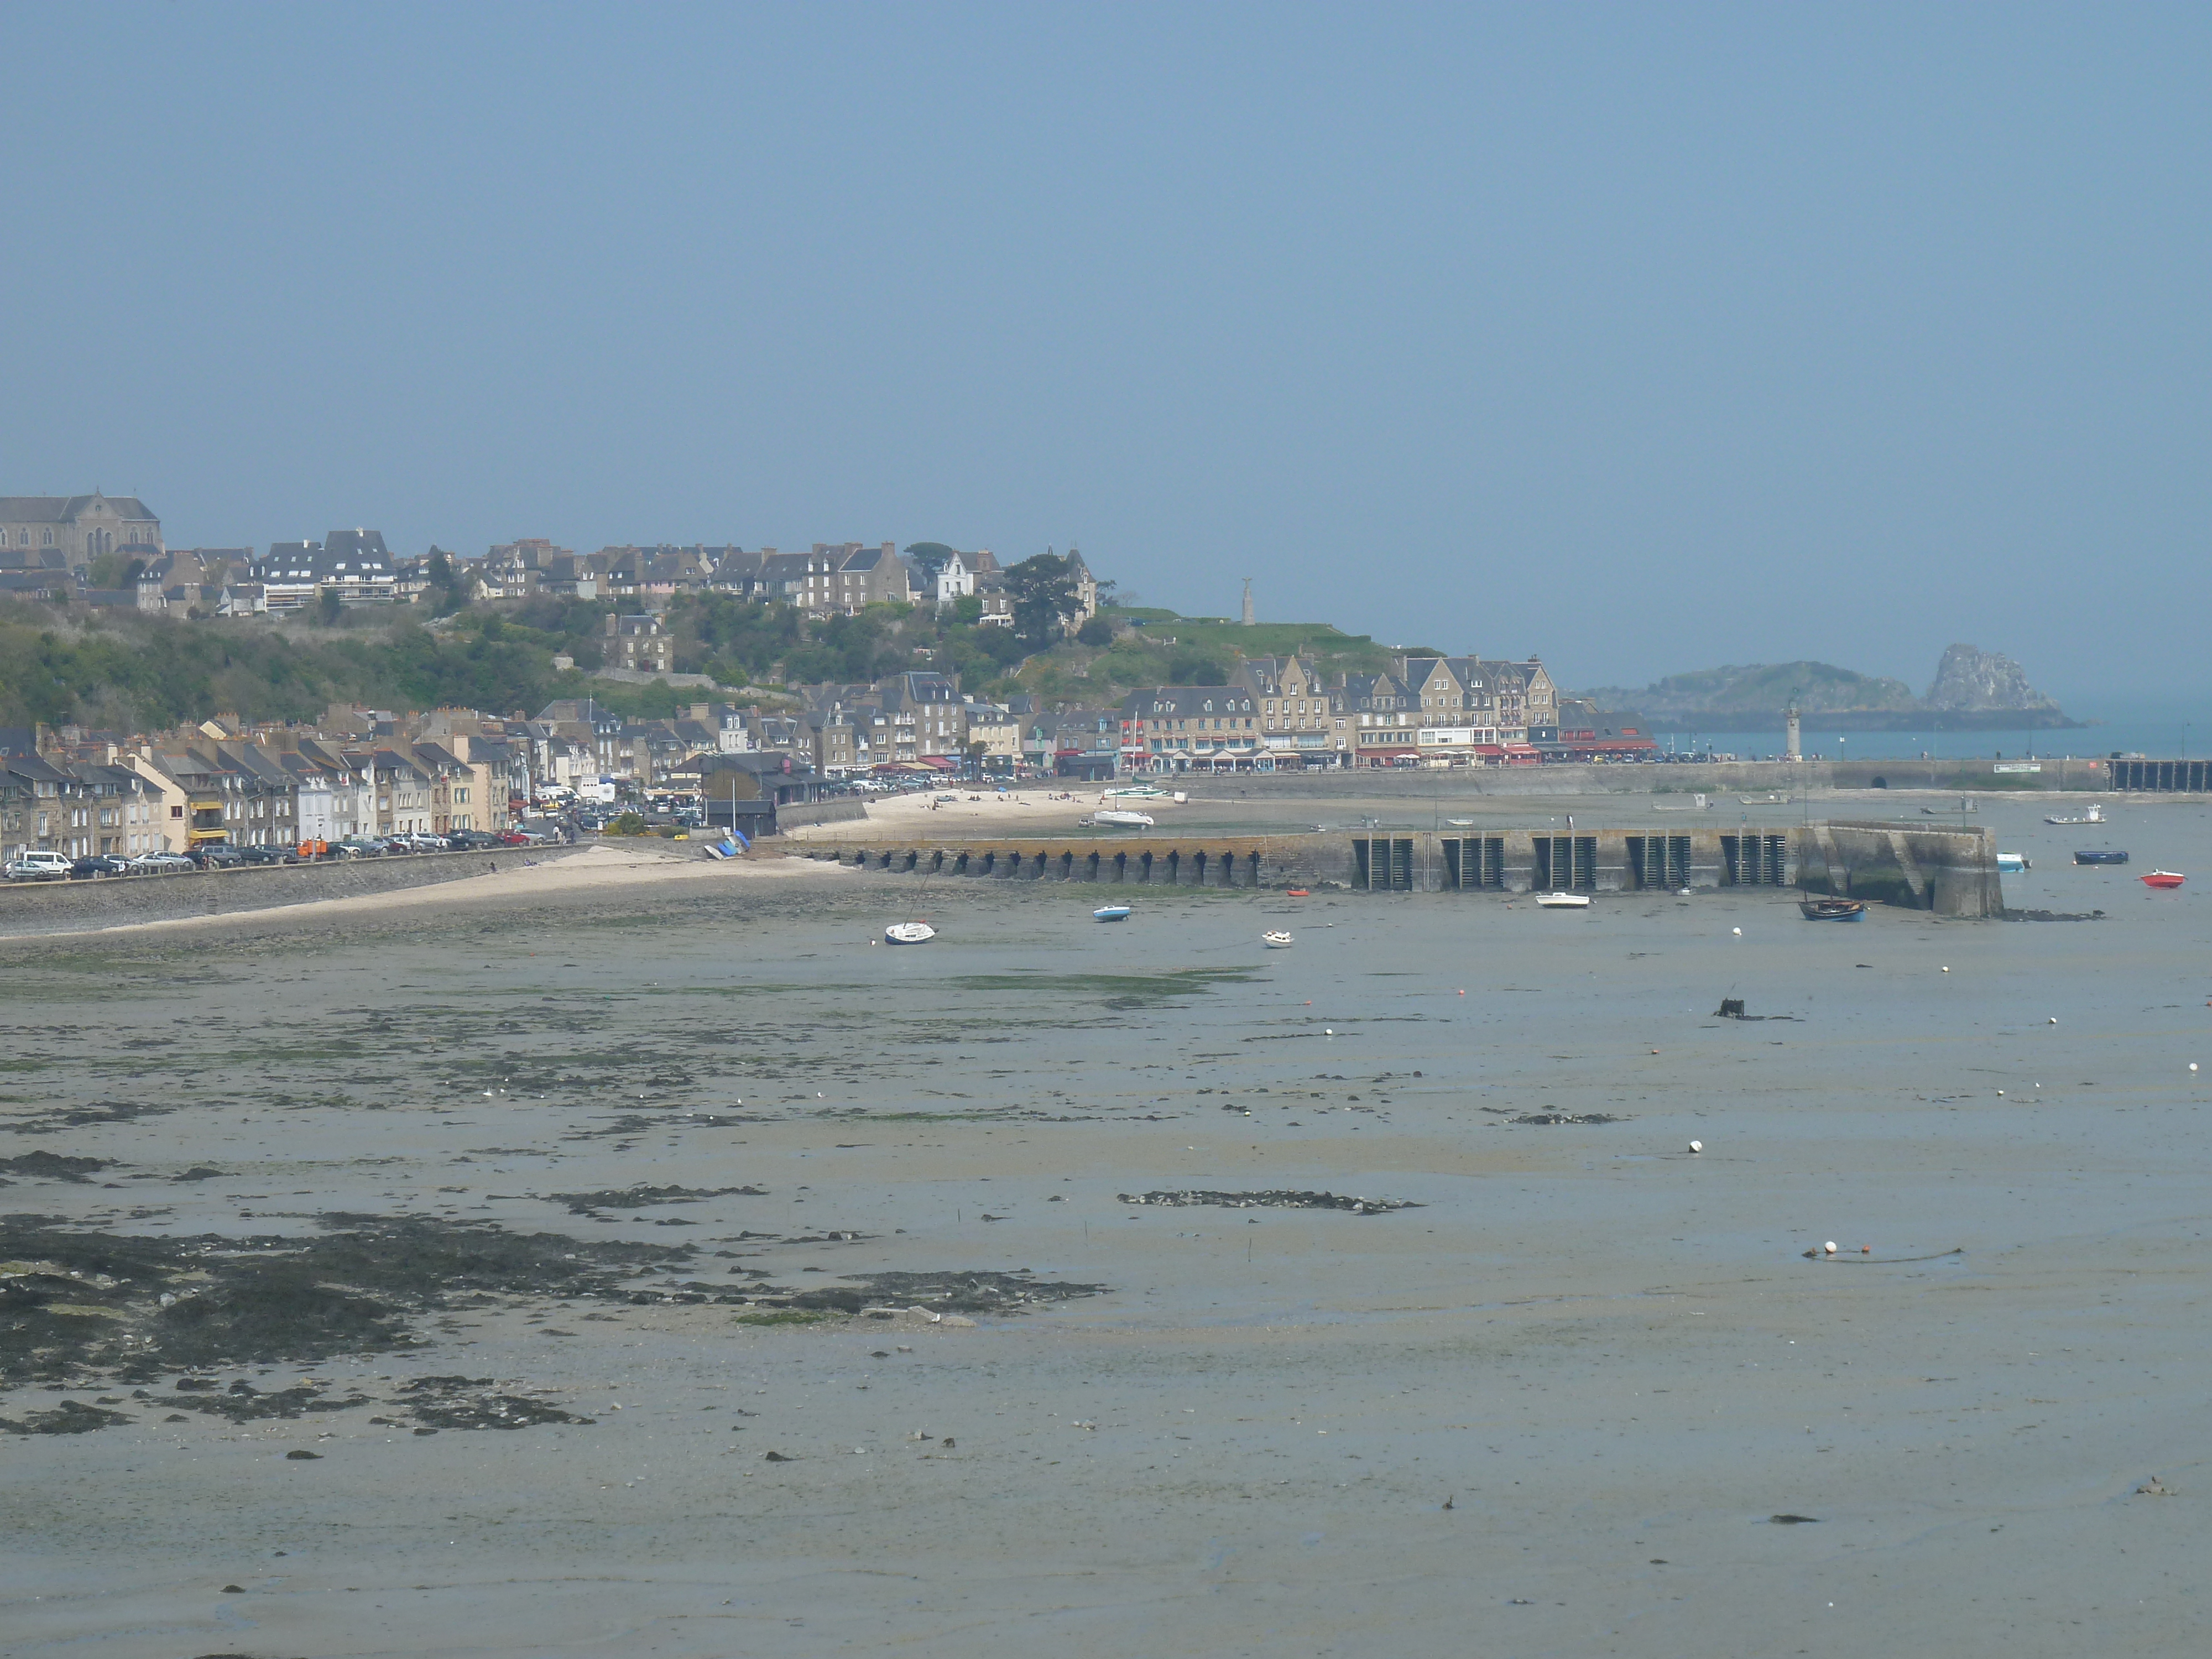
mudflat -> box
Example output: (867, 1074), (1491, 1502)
(3, 794), (2207, 1657)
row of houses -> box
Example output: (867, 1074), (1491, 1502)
(1, 492), (1106, 637)
(1116, 654), (1624, 770)
(0, 720), (528, 862)
(475, 539), (1098, 627)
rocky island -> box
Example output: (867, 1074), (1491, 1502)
(1577, 644), (2079, 731)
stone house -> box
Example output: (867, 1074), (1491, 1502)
(605, 613), (674, 675)
(0, 492), (162, 570)
(1233, 655), (1352, 765)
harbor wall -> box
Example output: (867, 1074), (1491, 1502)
(789, 821), (2002, 916)
(0, 844), (591, 938)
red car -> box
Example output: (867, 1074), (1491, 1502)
(496, 830), (532, 846)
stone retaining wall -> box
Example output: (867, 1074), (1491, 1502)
(0, 844), (590, 938)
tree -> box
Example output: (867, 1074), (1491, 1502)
(1004, 553), (1078, 646)
(1076, 615), (1115, 647)
(316, 587), (345, 625)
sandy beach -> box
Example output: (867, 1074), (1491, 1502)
(3, 790), (2208, 1657)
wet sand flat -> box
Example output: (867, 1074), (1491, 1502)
(2, 795), (2208, 1657)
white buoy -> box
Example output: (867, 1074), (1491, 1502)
(1996, 1090), (2005, 1096)
(1942, 966), (1950, 972)
(2048, 1017), (2058, 1025)
(2192, 1063), (2200, 1073)
(1731, 927), (1742, 936)
(1324, 1028), (1334, 1036)
(1688, 1140), (1703, 1154)
(1823, 1241), (1838, 1255)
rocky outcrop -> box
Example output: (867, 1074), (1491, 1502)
(1921, 644), (2061, 713)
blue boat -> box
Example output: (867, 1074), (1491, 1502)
(1093, 905), (1133, 922)
(2074, 849), (2130, 865)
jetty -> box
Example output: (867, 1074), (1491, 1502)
(791, 820), (2002, 916)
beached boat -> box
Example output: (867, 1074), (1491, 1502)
(884, 921), (936, 945)
(1261, 930), (1296, 948)
(1996, 852), (2031, 874)
(1799, 896), (1866, 921)
(1105, 785), (1168, 800)
(2074, 849), (2130, 865)
(1090, 810), (1155, 828)
(1444, 817), (1476, 827)
(2141, 870), (2186, 890)
(1739, 792), (1789, 806)
(1286, 888), (1310, 897)
(1535, 892), (1591, 909)
(1093, 905), (1133, 922)
(2046, 802), (2105, 825)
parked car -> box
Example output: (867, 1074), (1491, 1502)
(238, 843), (299, 865)
(447, 830), (502, 849)
(5, 850), (75, 882)
(190, 844), (248, 869)
(495, 830), (533, 846)
(70, 854), (135, 879)
(127, 849), (197, 873)
(332, 836), (386, 858)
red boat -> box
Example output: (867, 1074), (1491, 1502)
(2141, 870), (2187, 889)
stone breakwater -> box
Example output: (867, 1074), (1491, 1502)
(791, 821), (2004, 915)
(0, 844), (590, 937)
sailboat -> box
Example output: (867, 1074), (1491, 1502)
(886, 851), (941, 943)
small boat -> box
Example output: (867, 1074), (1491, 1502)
(1799, 896), (1866, 921)
(1996, 852), (2031, 874)
(1105, 785), (1168, 800)
(1739, 792), (1788, 806)
(1093, 905), (1133, 922)
(2046, 803), (2105, 825)
(1444, 817), (1476, 827)
(1091, 810), (1155, 828)
(2141, 870), (2186, 890)
(2074, 849), (2130, 865)
(1261, 930), (1296, 948)
(1923, 799), (1978, 814)
(884, 921), (937, 945)
(1535, 891), (1590, 909)
(1286, 888), (1310, 898)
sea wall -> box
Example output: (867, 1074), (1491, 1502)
(787, 821), (2004, 916)
(0, 844), (590, 938)
(775, 799), (870, 831)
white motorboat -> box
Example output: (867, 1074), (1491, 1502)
(884, 921), (936, 945)
(2045, 802), (2105, 825)
(1445, 817), (1476, 827)
(1091, 810), (1155, 828)
(1534, 891), (1591, 909)
(1996, 852), (2031, 873)
(1093, 905), (1132, 922)
(1261, 930), (1296, 948)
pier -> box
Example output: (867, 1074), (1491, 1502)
(790, 820), (2002, 916)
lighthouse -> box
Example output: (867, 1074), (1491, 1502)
(1784, 702), (1802, 763)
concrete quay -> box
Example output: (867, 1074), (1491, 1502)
(792, 819), (2003, 916)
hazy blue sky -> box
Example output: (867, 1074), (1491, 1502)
(4, 4), (2206, 705)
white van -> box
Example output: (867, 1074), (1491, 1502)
(4, 850), (74, 882)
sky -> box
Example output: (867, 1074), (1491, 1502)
(4, 3), (2208, 708)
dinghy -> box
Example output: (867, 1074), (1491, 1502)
(1535, 892), (1591, 909)
(1093, 905), (1133, 922)
(884, 921), (936, 945)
